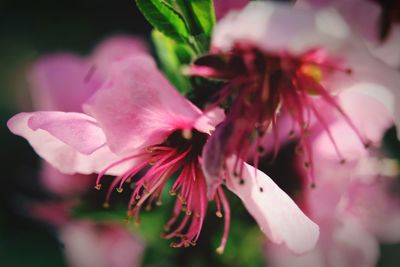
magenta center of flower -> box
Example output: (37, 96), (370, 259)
(95, 129), (230, 251)
(193, 45), (370, 185)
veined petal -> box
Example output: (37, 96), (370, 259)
(84, 55), (208, 154)
(212, 1), (352, 55)
(26, 111), (106, 155)
(336, 62), (400, 140)
(28, 54), (101, 112)
(90, 35), (148, 77)
(7, 112), (126, 175)
(225, 158), (320, 254)
(265, 218), (379, 267)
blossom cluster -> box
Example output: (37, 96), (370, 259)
(7, 0), (400, 263)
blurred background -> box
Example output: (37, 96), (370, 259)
(0, 0), (399, 266)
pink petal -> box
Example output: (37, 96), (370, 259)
(41, 163), (94, 196)
(369, 25), (400, 68)
(296, 0), (381, 43)
(341, 180), (400, 243)
(225, 158), (320, 254)
(265, 219), (379, 267)
(7, 112), (125, 175)
(26, 111), (106, 154)
(28, 36), (148, 113)
(312, 120), (368, 162)
(28, 54), (101, 112)
(61, 222), (144, 267)
(338, 87), (393, 144)
(90, 35), (148, 77)
(212, 2), (351, 55)
(84, 55), (207, 154)
(214, 0), (249, 20)
(328, 220), (379, 267)
(338, 77), (400, 140)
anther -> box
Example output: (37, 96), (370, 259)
(169, 190), (176, 196)
(156, 200), (163, 206)
(259, 187), (264, 192)
(94, 184), (102, 190)
(216, 211), (223, 218)
(103, 202), (110, 208)
(257, 146), (265, 153)
(216, 246), (225, 255)
(170, 242), (180, 248)
(116, 187), (123, 193)
(182, 129), (193, 140)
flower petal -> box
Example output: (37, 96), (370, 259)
(212, 1), (352, 55)
(214, 0), (249, 20)
(84, 55), (206, 154)
(225, 158), (320, 254)
(28, 54), (101, 112)
(7, 112), (124, 175)
(90, 35), (148, 77)
(336, 67), (400, 140)
(61, 222), (144, 267)
(41, 163), (94, 196)
(265, 219), (379, 267)
(26, 111), (106, 154)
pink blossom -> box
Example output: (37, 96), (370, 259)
(295, 0), (400, 68)
(190, 1), (400, 190)
(264, 85), (400, 266)
(28, 35), (148, 195)
(28, 35), (148, 113)
(25, 38), (147, 267)
(61, 221), (144, 267)
(8, 55), (319, 254)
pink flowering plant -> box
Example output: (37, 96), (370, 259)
(6, 0), (400, 265)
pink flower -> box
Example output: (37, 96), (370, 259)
(295, 0), (400, 68)
(27, 35), (148, 195)
(264, 86), (400, 267)
(190, 1), (400, 190)
(61, 221), (144, 267)
(8, 55), (319, 254)
(29, 35), (148, 112)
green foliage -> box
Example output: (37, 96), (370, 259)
(136, 0), (215, 53)
(135, 0), (190, 43)
(189, 0), (216, 38)
(136, 0), (217, 96)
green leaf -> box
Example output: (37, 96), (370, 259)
(136, 0), (215, 52)
(189, 0), (216, 38)
(152, 30), (192, 94)
(135, 0), (190, 42)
